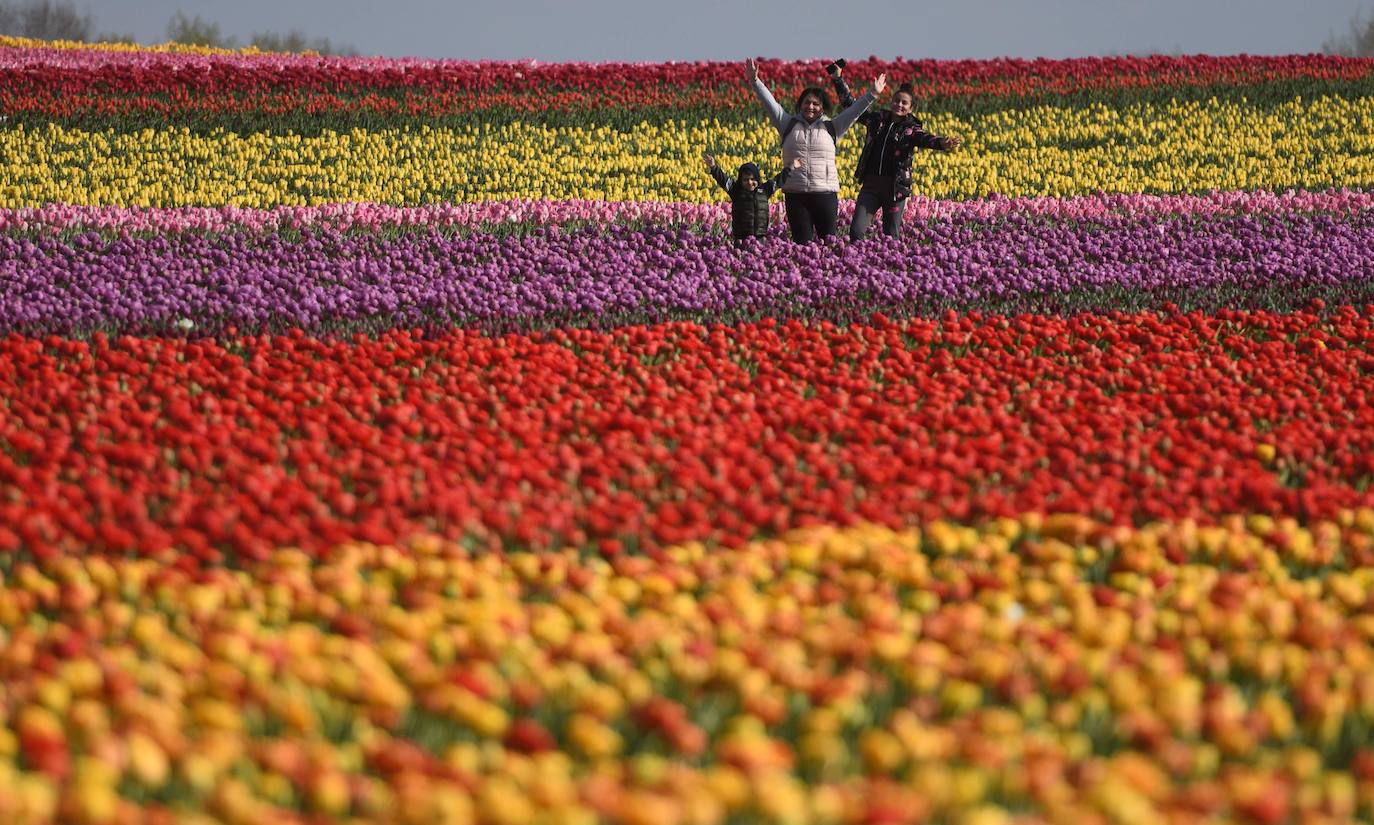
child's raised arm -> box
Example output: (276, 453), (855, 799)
(703, 153), (733, 193)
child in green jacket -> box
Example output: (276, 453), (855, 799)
(704, 154), (801, 241)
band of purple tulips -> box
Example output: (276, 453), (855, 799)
(3, 192), (1372, 336)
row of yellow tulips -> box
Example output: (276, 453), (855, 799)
(2, 96), (1371, 207)
(0, 34), (275, 56)
(2, 515), (1374, 823)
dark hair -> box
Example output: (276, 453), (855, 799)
(794, 86), (832, 114)
(892, 83), (916, 106)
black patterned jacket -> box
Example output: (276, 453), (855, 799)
(832, 76), (955, 202)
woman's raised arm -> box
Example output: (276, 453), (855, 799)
(830, 73), (882, 139)
(745, 57), (789, 135)
(829, 66), (882, 129)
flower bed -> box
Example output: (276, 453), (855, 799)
(5, 188), (1374, 235)
(3, 38), (1374, 824)
(6, 94), (1374, 205)
(6, 211), (1374, 336)
(4, 312), (1373, 562)
(3, 520), (1374, 823)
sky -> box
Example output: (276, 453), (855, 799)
(86, 0), (1373, 62)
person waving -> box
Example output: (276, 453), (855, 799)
(745, 57), (882, 243)
(828, 59), (963, 239)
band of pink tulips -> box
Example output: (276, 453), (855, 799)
(4, 189), (1373, 236)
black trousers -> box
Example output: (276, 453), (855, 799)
(850, 175), (907, 239)
(783, 192), (839, 243)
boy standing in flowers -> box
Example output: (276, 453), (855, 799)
(827, 59), (963, 239)
(703, 154), (802, 241)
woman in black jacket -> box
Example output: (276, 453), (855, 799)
(829, 60), (962, 239)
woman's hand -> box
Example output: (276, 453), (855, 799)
(745, 58), (759, 83)
(703, 153), (717, 168)
(873, 73), (887, 95)
(943, 136), (963, 151)
(791, 157), (803, 169)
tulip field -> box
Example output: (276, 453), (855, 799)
(7, 35), (1374, 825)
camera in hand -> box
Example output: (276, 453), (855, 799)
(824, 58), (846, 76)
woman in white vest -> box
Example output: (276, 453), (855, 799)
(745, 57), (883, 242)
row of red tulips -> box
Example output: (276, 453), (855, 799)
(0, 86), (753, 122)
(2, 308), (1372, 563)
(8, 79), (1371, 128)
(1, 53), (1368, 115)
